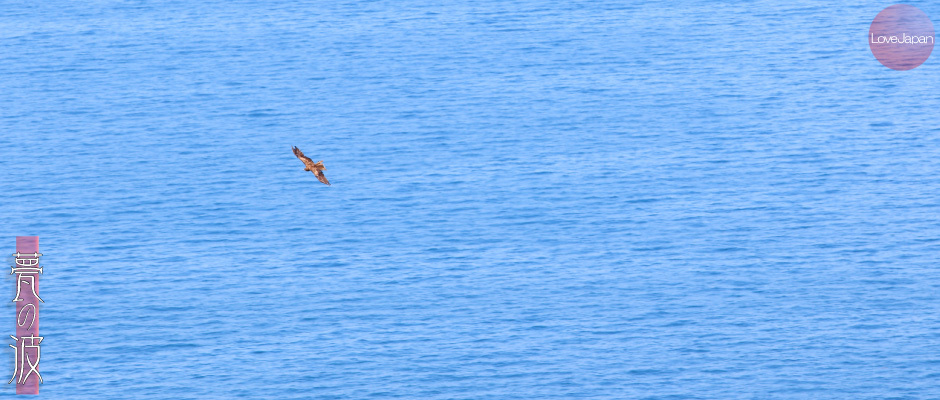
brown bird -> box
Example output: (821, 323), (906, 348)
(292, 146), (331, 186)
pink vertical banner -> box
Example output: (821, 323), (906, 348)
(12, 237), (41, 395)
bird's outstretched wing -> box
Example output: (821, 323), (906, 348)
(292, 146), (316, 169)
(313, 168), (331, 186)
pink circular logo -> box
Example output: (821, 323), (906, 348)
(869, 5), (935, 71)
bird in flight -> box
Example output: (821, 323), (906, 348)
(292, 146), (331, 186)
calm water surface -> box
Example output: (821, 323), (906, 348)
(2, 1), (940, 398)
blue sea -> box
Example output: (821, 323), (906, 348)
(2, 1), (940, 398)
